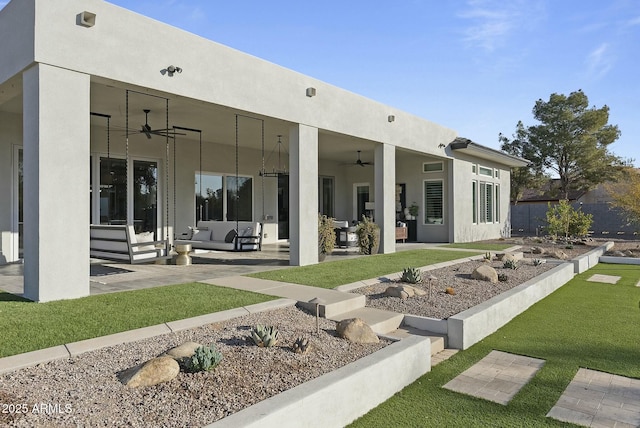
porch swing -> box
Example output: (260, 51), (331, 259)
(174, 114), (264, 252)
(88, 90), (171, 263)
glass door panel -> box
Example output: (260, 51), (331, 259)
(227, 176), (252, 221)
(99, 157), (127, 225)
(355, 184), (370, 221)
(133, 160), (158, 234)
(195, 173), (223, 222)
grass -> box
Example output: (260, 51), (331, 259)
(0, 283), (274, 358)
(440, 242), (514, 251)
(249, 249), (481, 288)
(350, 263), (640, 427)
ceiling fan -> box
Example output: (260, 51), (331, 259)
(345, 150), (373, 167)
(137, 109), (185, 139)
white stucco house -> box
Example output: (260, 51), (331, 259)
(0, 0), (528, 302)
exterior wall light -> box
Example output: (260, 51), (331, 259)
(166, 65), (182, 76)
(388, 115), (395, 122)
(306, 87), (317, 97)
(77, 11), (96, 27)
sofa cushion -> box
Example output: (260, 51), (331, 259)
(192, 229), (211, 241)
(224, 229), (238, 243)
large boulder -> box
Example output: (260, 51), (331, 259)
(336, 318), (379, 344)
(471, 265), (498, 283)
(118, 356), (180, 388)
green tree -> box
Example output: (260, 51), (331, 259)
(500, 90), (627, 200)
(499, 121), (546, 203)
(605, 167), (640, 230)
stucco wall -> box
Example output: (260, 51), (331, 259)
(28, 0), (456, 153)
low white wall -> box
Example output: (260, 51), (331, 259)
(572, 242), (614, 273)
(447, 262), (575, 350)
(208, 335), (431, 428)
(599, 256), (640, 265)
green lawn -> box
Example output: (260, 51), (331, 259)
(249, 249), (481, 288)
(0, 283), (273, 358)
(350, 263), (640, 427)
(440, 242), (514, 251)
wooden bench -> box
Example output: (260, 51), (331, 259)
(90, 224), (171, 264)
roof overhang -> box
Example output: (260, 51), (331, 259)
(450, 138), (530, 168)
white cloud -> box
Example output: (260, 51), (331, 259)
(459, 0), (544, 52)
(586, 43), (614, 80)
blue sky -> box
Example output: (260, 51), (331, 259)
(4, 0), (639, 165)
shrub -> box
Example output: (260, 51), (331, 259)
(503, 259), (519, 270)
(356, 216), (380, 255)
(185, 344), (223, 372)
(546, 200), (593, 239)
(318, 214), (336, 255)
(250, 324), (279, 347)
(401, 267), (423, 284)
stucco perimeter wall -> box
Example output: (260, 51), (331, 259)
(29, 0), (456, 154)
(209, 335), (430, 428)
(448, 262), (575, 350)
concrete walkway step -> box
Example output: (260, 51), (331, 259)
(383, 326), (447, 356)
(328, 307), (404, 335)
(204, 276), (366, 318)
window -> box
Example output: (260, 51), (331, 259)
(423, 162), (443, 173)
(479, 166), (493, 177)
(423, 180), (443, 224)
(472, 180), (477, 224)
(196, 173), (253, 222)
(319, 176), (334, 217)
(479, 182), (494, 223)
(472, 164), (477, 174)
(495, 184), (500, 222)
(494, 169), (500, 179)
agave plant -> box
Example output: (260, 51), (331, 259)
(250, 324), (279, 347)
(401, 267), (423, 284)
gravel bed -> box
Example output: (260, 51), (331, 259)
(0, 307), (387, 427)
(353, 258), (556, 319)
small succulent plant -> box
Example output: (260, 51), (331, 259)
(401, 267), (423, 284)
(498, 273), (508, 282)
(250, 324), (279, 347)
(483, 252), (492, 261)
(503, 259), (519, 270)
(185, 344), (223, 372)
(292, 337), (312, 354)
(532, 258), (544, 266)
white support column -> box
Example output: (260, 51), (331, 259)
(22, 64), (90, 302)
(289, 124), (318, 266)
(375, 143), (396, 254)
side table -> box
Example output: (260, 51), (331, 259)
(175, 243), (192, 266)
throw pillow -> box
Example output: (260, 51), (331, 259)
(224, 229), (238, 243)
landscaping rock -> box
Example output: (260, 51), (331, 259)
(336, 318), (379, 344)
(163, 341), (202, 360)
(544, 250), (568, 260)
(406, 285), (427, 296)
(385, 285), (416, 299)
(118, 356), (180, 388)
(471, 265), (498, 283)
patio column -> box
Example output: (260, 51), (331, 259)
(22, 64), (90, 302)
(289, 124), (318, 266)
(375, 143), (396, 254)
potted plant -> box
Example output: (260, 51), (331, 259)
(356, 215), (380, 255)
(409, 202), (419, 219)
(318, 214), (336, 261)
